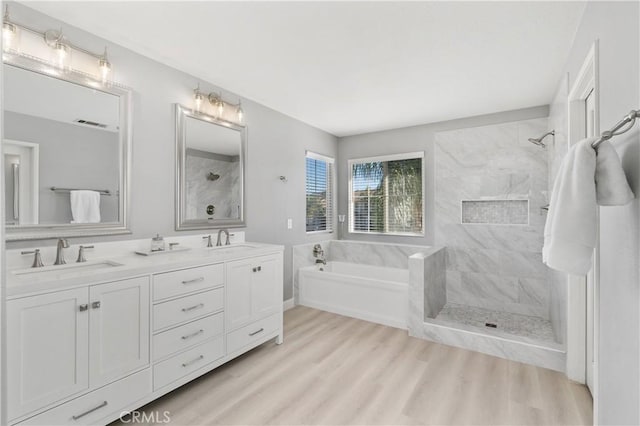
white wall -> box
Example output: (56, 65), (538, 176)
(4, 3), (338, 300)
(551, 2), (639, 424)
(337, 106), (549, 245)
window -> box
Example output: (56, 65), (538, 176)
(306, 151), (334, 233)
(349, 152), (424, 235)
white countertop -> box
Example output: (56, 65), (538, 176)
(7, 236), (283, 299)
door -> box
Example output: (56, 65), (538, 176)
(251, 255), (282, 318)
(585, 88), (597, 394)
(7, 288), (89, 420)
(226, 259), (253, 330)
(89, 277), (150, 388)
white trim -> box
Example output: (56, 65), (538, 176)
(3, 139), (39, 225)
(305, 151), (335, 234)
(283, 298), (295, 311)
(565, 41), (599, 420)
(348, 151), (424, 164)
(347, 152), (425, 236)
(305, 150), (335, 163)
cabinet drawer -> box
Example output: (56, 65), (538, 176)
(19, 369), (151, 425)
(227, 313), (281, 355)
(153, 288), (223, 331)
(153, 336), (224, 391)
(153, 313), (224, 361)
(153, 264), (224, 301)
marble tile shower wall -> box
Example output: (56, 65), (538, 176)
(186, 155), (240, 219)
(435, 118), (551, 319)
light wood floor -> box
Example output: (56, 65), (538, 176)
(114, 306), (592, 425)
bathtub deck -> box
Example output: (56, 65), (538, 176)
(113, 306), (592, 426)
(435, 302), (556, 343)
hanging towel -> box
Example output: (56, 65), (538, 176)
(543, 137), (634, 275)
(70, 190), (101, 223)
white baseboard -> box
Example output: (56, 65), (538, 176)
(283, 298), (295, 311)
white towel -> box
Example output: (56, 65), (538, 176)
(543, 137), (634, 275)
(70, 190), (101, 223)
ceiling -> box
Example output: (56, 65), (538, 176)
(25, 1), (586, 137)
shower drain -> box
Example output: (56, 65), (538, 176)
(485, 322), (497, 328)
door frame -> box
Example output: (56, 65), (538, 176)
(566, 39), (599, 415)
(3, 139), (39, 225)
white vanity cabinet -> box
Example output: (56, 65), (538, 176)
(7, 244), (284, 426)
(7, 277), (151, 423)
(89, 277), (150, 388)
(7, 288), (90, 419)
(226, 253), (283, 355)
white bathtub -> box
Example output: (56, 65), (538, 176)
(298, 261), (409, 329)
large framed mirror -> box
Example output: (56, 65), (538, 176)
(175, 104), (246, 230)
(3, 55), (132, 241)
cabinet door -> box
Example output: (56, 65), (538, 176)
(7, 288), (89, 420)
(252, 255), (282, 319)
(226, 259), (253, 330)
(89, 277), (150, 388)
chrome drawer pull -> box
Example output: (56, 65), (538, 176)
(182, 355), (204, 367)
(182, 303), (204, 313)
(72, 400), (108, 420)
(78, 304), (88, 312)
(182, 277), (205, 285)
(249, 327), (264, 337)
(181, 329), (204, 340)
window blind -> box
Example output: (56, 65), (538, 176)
(349, 153), (423, 235)
(306, 152), (334, 233)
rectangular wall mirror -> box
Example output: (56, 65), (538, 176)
(175, 104), (246, 230)
(2, 56), (132, 241)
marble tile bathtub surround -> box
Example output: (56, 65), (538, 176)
(327, 240), (437, 269)
(292, 240), (332, 304)
(435, 118), (551, 321)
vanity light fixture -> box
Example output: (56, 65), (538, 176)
(195, 88), (245, 124)
(98, 47), (111, 83)
(208, 92), (225, 118)
(193, 83), (204, 113)
(2, 8), (115, 84)
(2, 5), (17, 52)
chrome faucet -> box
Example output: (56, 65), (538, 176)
(203, 234), (213, 248)
(216, 229), (230, 246)
(76, 245), (94, 263)
(54, 238), (70, 265)
(313, 244), (326, 265)
(21, 249), (44, 268)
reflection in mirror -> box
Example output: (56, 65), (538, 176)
(176, 104), (246, 230)
(2, 59), (131, 240)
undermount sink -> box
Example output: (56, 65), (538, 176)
(203, 244), (258, 253)
(13, 260), (124, 279)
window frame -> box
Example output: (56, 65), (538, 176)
(347, 151), (425, 237)
(305, 150), (335, 235)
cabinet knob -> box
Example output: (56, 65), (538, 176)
(78, 304), (88, 312)
(91, 301), (101, 309)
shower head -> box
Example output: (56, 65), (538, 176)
(207, 172), (220, 181)
(528, 130), (555, 147)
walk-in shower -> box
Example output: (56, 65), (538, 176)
(528, 130), (555, 147)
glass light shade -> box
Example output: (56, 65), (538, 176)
(193, 90), (203, 113)
(53, 42), (69, 70)
(236, 103), (244, 123)
(2, 21), (16, 51)
(99, 57), (111, 83)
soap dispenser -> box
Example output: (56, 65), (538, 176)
(151, 233), (165, 252)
